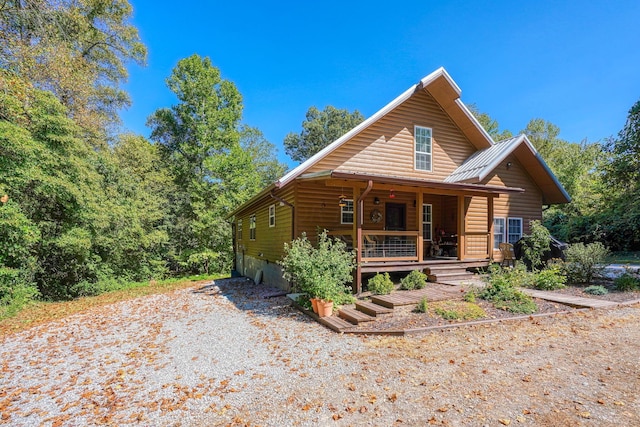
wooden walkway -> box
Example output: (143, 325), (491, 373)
(370, 284), (464, 308)
(520, 289), (619, 309)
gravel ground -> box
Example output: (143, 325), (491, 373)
(1, 278), (639, 426)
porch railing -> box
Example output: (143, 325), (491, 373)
(361, 230), (419, 262)
(463, 232), (490, 259)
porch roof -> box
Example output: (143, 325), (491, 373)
(300, 170), (525, 195)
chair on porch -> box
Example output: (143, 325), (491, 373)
(499, 242), (516, 267)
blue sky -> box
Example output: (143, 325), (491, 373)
(120, 0), (640, 167)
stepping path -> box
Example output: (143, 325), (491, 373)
(520, 289), (619, 309)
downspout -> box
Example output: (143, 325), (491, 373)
(355, 180), (374, 294)
(270, 191), (295, 241)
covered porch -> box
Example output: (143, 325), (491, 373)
(302, 170), (524, 293)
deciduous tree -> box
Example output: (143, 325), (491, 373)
(284, 105), (364, 162)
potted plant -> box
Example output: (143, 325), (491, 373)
(280, 230), (356, 317)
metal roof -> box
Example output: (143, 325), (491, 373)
(445, 135), (523, 183)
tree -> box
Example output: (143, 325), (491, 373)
(468, 104), (513, 141)
(284, 105), (364, 162)
(147, 55), (286, 271)
(521, 118), (562, 160)
(0, 0), (147, 137)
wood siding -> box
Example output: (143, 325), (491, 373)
(484, 155), (544, 259)
(235, 185), (294, 263)
(308, 90), (477, 181)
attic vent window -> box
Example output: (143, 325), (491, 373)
(414, 126), (432, 172)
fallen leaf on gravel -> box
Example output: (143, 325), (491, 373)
(346, 383), (356, 391)
(597, 399), (605, 404)
(359, 406), (367, 413)
(498, 419), (511, 425)
(613, 401), (625, 406)
(438, 406), (448, 412)
(388, 393), (397, 403)
(579, 412), (591, 419)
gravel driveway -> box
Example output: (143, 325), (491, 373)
(1, 278), (639, 426)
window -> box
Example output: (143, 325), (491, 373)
(507, 217), (522, 244)
(268, 204), (275, 228)
(422, 204), (432, 241)
(414, 126), (432, 171)
(238, 219), (243, 240)
(341, 199), (354, 224)
(493, 218), (505, 249)
(249, 214), (256, 240)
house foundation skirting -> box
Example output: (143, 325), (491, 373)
(236, 253), (290, 291)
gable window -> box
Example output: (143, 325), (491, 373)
(422, 204), (432, 241)
(238, 219), (243, 240)
(507, 217), (522, 244)
(493, 218), (505, 249)
(414, 126), (432, 172)
(249, 214), (256, 240)
(268, 204), (276, 228)
(341, 199), (354, 224)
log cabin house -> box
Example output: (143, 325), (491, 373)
(229, 68), (570, 293)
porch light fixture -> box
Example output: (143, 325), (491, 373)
(389, 189), (396, 199)
(506, 161), (512, 170)
(374, 197), (380, 205)
(338, 194), (347, 207)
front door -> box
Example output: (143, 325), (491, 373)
(385, 203), (406, 231)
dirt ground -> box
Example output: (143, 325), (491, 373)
(1, 280), (639, 426)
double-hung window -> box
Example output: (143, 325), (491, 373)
(507, 217), (523, 244)
(268, 204), (275, 228)
(415, 126), (432, 172)
(341, 200), (354, 224)
(422, 204), (432, 241)
(493, 218), (505, 249)
(249, 214), (256, 240)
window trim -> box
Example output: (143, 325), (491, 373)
(238, 219), (243, 240)
(268, 204), (275, 228)
(507, 217), (523, 244)
(422, 203), (432, 241)
(414, 125), (433, 172)
(341, 199), (354, 224)
(249, 214), (256, 241)
(493, 217), (505, 249)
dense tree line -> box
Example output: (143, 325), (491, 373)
(469, 104), (640, 251)
(0, 2), (285, 312)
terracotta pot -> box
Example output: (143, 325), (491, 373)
(310, 297), (319, 314)
(317, 300), (334, 317)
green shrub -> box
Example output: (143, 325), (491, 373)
(520, 220), (551, 271)
(433, 301), (486, 320)
(0, 267), (40, 319)
(463, 290), (476, 303)
(415, 297), (429, 313)
(480, 265), (537, 314)
(614, 273), (640, 291)
(564, 242), (609, 285)
(367, 272), (395, 295)
(280, 230), (356, 301)
(584, 285), (608, 295)
(400, 270), (427, 290)
(532, 265), (566, 290)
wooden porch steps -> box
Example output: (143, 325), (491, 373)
(425, 262), (487, 283)
(355, 301), (394, 317)
(319, 315), (354, 332)
(338, 307), (376, 325)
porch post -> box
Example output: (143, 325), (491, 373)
(457, 195), (466, 261)
(488, 195), (495, 260)
(355, 180), (374, 294)
(417, 191), (423, 262)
